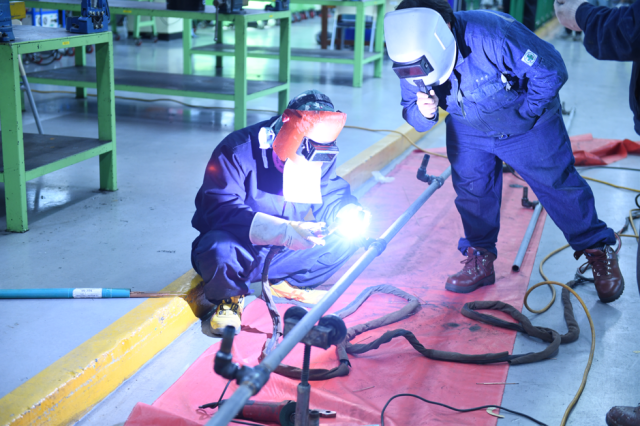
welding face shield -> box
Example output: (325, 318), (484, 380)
(270, 108), (347, 204)
(272, 109), (346, 164)
(384, 8), (457, 88)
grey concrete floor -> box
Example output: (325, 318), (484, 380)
(1, 17), (638, 426)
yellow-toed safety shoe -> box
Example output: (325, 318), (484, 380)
(210, 296), (244, 336)
(271, 281), (327, 305)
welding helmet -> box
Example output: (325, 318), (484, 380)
(272, 109), (347, 164)
(260, 91), (347, 204)
(384, 8), (457, 88)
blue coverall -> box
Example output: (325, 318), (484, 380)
(400, 10), (616, 257)
(576, 0), (640, 136)
(191, 118), (358, 303)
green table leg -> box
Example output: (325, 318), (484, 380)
(134, 15), (141, 39)
(353, 3), (365, 88)
(95, 40), (117, 191)
(0, 45), (28, 232)
(183, 18), (192, 75)
(373, 2), (385, 79)
(75, 43), (87, 99)
(111, 15), (118, 34)
(215, 19), (223, 69)
(234, 16), (248, 130)
(278, 14), (291, 113)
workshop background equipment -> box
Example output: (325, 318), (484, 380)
(67, 0), (110, 33)
(0, 0), (18, 41)
(166, 0), (204, 11)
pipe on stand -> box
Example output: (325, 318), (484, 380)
(207, 166), (452, 426)
(512, 202), (544, 272)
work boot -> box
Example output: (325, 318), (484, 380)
(445, 247), (496, 294)
(210, 296), (244, 336)
(577, 239), (624, 303)
(606, 404), (640, 426)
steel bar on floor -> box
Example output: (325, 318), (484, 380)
(512, 203), (544, 272)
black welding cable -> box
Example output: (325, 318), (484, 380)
(380, 394), (547, 426)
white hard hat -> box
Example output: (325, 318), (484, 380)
(384, 8), (457, 87)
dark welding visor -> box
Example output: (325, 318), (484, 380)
(300, 137), (339, 163)
(391, 56), (434, 79)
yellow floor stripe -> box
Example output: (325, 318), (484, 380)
(0, 270), (202, 426)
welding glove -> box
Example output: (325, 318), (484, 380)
(334, 204), (371, 239)
(249, 212), (326, 250)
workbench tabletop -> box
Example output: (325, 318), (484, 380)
(0, 25), (109, 46)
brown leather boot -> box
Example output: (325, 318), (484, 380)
(577, 237), (624, 303)
(606, 405), (640, 426)
(445, 247), (496, 294)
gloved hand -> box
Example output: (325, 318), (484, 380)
(249, 212), (326, 250)
(334, 204), (371, 239)
(417, 90), (439, 119)
(554, 0), (587, 32)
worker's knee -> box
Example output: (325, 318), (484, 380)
(192, 231), (254, 282)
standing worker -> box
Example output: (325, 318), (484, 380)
(191, 90), (369, 335)
(555, 0), (640, 424)
(383, 0), (626, 301)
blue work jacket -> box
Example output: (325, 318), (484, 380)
(400, 10), (568, 137)
(576, 1), (640, 135)
(191, 117), (357, 250)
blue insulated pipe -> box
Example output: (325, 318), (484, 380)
(0, 288), (132, 298)
(0, 289), (186, 299)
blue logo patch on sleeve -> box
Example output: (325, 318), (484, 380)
(521, 49), (538, 66)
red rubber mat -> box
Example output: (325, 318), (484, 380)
(571, 133), (640, 166)
(125, 150), (546, 426)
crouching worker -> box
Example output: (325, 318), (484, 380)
(191, 91), (368, 335)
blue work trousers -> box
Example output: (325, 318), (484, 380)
(446, 111), (616, 257)
(191, 230), (357, 302)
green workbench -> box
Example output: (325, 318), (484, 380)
(23, 0), (292, 130)
(0, 26), (116, 233)
(198, 0), (385, 88)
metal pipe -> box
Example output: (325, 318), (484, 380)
(0, 289), (185, 299)
(512, 202), (543, 272)
(18, 56), (44, 135)
(207, 166), (452, 426)
(0, 288), (131, 298)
